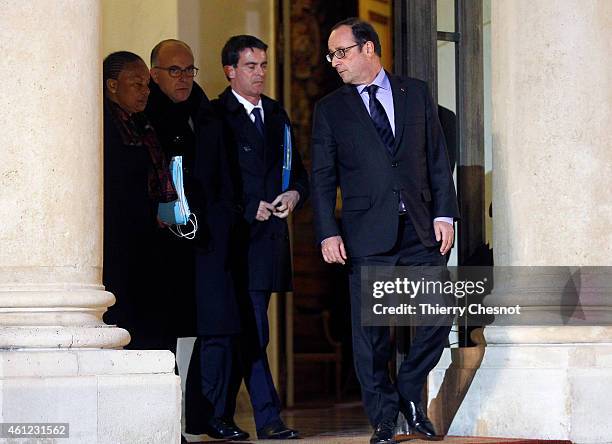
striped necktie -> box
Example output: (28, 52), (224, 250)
(365, 85), (406, 214)
(365, 84), (394, 153)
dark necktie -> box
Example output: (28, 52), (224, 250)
(365, 85), (406, 214)
(365, 84), (394, 153)
(251, 107), (265, 137)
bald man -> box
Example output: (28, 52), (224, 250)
(145, 39), (248, 441)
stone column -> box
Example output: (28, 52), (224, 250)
(428, 2), (612, 443)
(0, 0), (128, 349)
(0, 2), (180, 443)
(491, 0), (612, 267)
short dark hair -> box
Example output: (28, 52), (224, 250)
(103, 51), (144, 91)
(331, 17), (382, 57)
(150, 39), (192, 66)
(221, 35), (268, 67)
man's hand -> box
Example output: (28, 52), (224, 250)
(271, 190), (300, 219)
(256, 201), (276, 221)
(321, 235), (348, 265)
(434, 220), (454, 255)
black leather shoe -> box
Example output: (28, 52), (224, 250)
(199, 417), (250, 440)
(400, 401), (438, 440)
(224, 419), (250, 440)
(257, 421), (299, 439)
(370, 418), (397, 444)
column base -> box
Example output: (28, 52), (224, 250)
(428, 327), (612, 444)
(0, 349), (181, 444)
(0, 326), (130, 349)
(0, 286), (131, 349)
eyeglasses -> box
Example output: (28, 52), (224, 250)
(326, 44), (360, 63)
(154, 65), (199, 78)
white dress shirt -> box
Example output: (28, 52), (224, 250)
(232, 89), (264, 122)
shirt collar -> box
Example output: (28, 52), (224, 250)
(231, 89), (263, 116)
(357, 68), (389, 95)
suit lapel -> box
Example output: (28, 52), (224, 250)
(244, 114), (265, 157)
(263, 98), (283, 171)
(389, 73), (407, 154)
(341, 85), (390, 154)
(220, 89), (265, 169)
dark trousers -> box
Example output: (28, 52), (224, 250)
(226, 290), (282, 431)
(349, 215), (451, 426)
(184, 335), (234, 432)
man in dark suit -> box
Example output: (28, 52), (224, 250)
(212, 35), (308, 440)
(311, 19), (459, 444)
(145, 39), (247, 441)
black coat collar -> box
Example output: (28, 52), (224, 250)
(217, 87), (285, 170)
(146, 80), (208, 120)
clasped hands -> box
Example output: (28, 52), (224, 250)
(255, 190), (300, 221)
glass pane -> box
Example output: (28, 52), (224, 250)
(437, 39), (456, 266)
(437, 0), (455, 32)
(483, 0), (493, 246)
(437, 41), (456, 113)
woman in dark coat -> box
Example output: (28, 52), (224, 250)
(102, 51), (177, 349)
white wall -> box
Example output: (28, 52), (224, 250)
(102, 0), (179, 63)
(186, 0), (277, 99)
(102, 0), (277, 100)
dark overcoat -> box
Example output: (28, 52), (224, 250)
(102, 101), (164, 348)
(146, 81), (240, 337)
(212, 88), (309, 292)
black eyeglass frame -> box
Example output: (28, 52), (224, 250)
(326, 43), (361, 63)
(153, 65), (199, 78)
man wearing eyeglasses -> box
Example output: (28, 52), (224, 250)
(145, 39), (247, 442)
(311, 19), (459, 444)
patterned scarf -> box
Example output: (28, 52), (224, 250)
(108, 100), (177, 203)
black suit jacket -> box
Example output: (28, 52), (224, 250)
(212, 87), (309, 292)
(311, 74), (459, 258)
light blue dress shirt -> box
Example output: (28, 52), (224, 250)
(357, 68), (395, 135)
